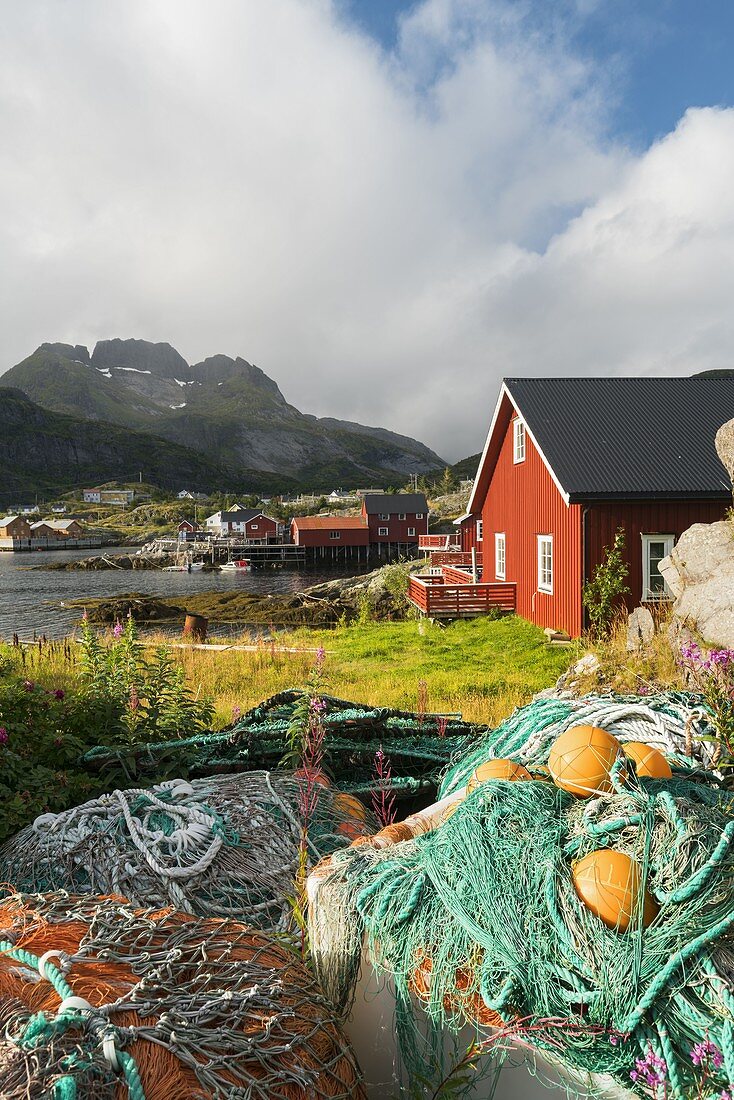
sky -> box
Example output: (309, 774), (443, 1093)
(1, 1), (733, 461)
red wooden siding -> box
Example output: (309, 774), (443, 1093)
(458, 515), (479, 554)
(480, 397), (583, 636)
(407, 576), (516, 617)
(585, 500), (728, 613)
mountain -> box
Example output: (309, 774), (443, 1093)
(451, 453), (481, 481)
(0, 388), (293, 501)
(1, 339), (445, 485)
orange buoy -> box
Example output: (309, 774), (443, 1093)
(623, 741), (672, 780)
(409, 953), (504, 1028)
(293, 767), (330, 788)
(572, 849), (658, 931)
(466, 759), (532, 793)
(336, 818), (370, 841)
(332, 793), (368, 820)
(548, 725), (622, 797)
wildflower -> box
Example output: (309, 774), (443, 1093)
(690, 1039), (723, 1070)
(23, 679), (35, 691)
(0, 727), (8, 745)
(309, 696), (327, 714)
(113, 619), (124, 639)
(54, 737), (63, 748)
(720, 1089), (734, 1100)
(53, 689), (65, 701)
(232, 705), (242, 722)
(680, 640), (702, 662)
(315, 645), (326, 668)
(630, 1045), (667, 1090)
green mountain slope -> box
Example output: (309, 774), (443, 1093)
(451, 453), (481, 481)
(0, 339), (445, 484)
(0, 389), (292, 502)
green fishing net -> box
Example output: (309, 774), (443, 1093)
(309, 693), (734, 1099)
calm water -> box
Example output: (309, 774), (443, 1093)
(0, 547), (351, 639)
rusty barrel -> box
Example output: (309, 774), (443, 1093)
(183, 612), (208, 642)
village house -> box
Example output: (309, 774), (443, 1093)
(83, 488), (135, 506)
(419, 377), (734, 636)
(48, 519), (84, 537)
(178, 519), (201, 540)
(361, 493), (429, 550)
(0, 515), (32, 540)
(205, 507), (280, 541)
(290, 516), (370, 555)
(82, 489), (101, 503)
(30, 520), (62, 540)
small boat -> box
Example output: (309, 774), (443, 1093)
(162, 561), (205, 573)
(220, 559), (252, 572)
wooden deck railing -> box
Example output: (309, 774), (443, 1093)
(407, 577), (516, 617)
(428, 551), (481, 569)
(419, 534), (460, 550)
(440, 564), (477, 584)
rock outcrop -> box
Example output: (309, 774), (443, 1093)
(659, 521), (734, 647)
(626, 606), (655, 652)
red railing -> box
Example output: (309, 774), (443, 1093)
(407, 577), (516, 617)
(440, 564), (476, 584)
(419, 534), (460, 550)
(428, 551), (481, 569)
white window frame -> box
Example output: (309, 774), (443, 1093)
(398, 512), (406, 520)
(641, 534), (675, 600)
(378, 526), (388, 536)
(416, 512), (424, 519)
(495, 533), (506, 581)
(407, 526), (416, 537)
(537, 535), (553, 594)
(379, 512), (390, 520)
(250, 523), (259, 529)
(513, 419), (526, 464)
(476, 519), (483, 542)
(329, 530), (341, 540)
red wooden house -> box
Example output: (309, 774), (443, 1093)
(361, 494), (429, 548)
(291, 516), (370, 547)
(444, 377), (734, 637)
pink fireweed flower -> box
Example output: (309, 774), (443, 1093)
(0, 727), (8, 745)
(309, 696), (327, 714)
(231, 705), (241, 722)
(630, 1045), (667, 1090)
(690, 1039), (723, 1069)
(23, 680), (35, 692)
(113, 619), (124, 639)
(53, 689), (65, 701)
(315, 645), (326, 669)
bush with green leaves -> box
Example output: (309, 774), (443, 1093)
(0, 616), (214, 841)
(582, 527), (631, 638)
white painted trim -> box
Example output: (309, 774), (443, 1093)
(468, 381), (571, 512)
(513, 418), (526, 464)
(537, 534), (553, 594)
(641, 533), (675, 600)
(495, 532), (506, 580)
(476, 518), (483, 542)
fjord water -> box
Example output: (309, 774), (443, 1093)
(0, 547), (340, 640)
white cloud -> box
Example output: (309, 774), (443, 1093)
(0, 0), (731, 460)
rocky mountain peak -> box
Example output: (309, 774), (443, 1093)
(39, 343), (90, 364)
(91, 339), (190, 380)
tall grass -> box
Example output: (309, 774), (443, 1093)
(2, 616), (579, 731)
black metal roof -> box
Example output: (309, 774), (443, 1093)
(505, 376), (734, 501)
(362, 493), (428, 513)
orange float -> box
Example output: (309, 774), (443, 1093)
(622, 741), (672, 780)
(293, 767), (330, 788)
(572, 849), (658, 931)
(466, 759), (532, 793)
(332, 793), (368, 820)
(548, 725), (623, 797)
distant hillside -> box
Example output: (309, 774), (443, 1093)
(451, 453), (481, 481)
(0, 388), (293, 502)
(1, 339), (446, 485)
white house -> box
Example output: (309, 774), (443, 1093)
(83, 489), (101, 503)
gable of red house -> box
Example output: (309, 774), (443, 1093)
(464, 377), (734, 637)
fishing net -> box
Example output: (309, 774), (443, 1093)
(0, 891), (365, 1099)
(308, 693), (734, 1098)
(0, 771), (376, 936)
(82, 690), (477, 803)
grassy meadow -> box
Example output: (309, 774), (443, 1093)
(7, 615), (579, 730)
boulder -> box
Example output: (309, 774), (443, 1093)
(659, 520), (734, 647)
(715, 418), (734, 492)
(626, 606), (655, 652)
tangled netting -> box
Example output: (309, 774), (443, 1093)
(82, 690), (477, 802)
(0, 891), (366, 1100)
(0, 772), (376, 936)
(309, 693), (734, 1099)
